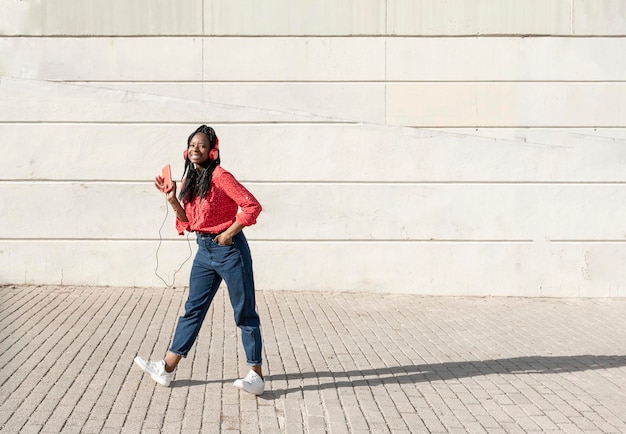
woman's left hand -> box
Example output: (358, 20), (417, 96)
(214, 222), (244, 246)
(214, 233), (234, 246)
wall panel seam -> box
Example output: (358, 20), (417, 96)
(54, 80), (626, 84)
(2, 181), (625, 186)
(0, 238), (536, 243)
(2, 35), (625, 38)
(3, 122), (626, 128)
(3, 238), (625, 244)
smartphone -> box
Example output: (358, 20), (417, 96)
(161, 164), (173, 193)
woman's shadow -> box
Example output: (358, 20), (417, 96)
(172, 354), (626, 397)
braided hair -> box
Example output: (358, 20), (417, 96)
(178, 125), (221, 203)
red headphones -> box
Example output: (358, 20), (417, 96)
(209, 137), (220, 160)
(183, 136), (219, 161)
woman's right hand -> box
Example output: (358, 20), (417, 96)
(154, 176), (177, 201)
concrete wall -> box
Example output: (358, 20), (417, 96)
(1, 1), (625, 296)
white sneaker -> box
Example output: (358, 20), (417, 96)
(234, 370), (265, 395)
(134, 356), (173, 387)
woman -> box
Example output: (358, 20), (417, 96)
(134, 125), (265, 395)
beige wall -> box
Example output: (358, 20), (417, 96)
(1, 1), (625, 296)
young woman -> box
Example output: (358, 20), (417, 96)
(135, 125), (265, 395)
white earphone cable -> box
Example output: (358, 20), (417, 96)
(154, 195), (193, 288)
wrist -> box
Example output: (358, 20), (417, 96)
(223, 226), (242, 239)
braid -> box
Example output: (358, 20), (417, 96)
(179, 125), (220, 202)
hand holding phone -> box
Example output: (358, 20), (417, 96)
(161, 164), (173, 193)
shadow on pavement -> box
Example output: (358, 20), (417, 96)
(262, 355), (626, 398)
(168, 355), (626, 394)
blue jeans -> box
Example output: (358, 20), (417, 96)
(169, 231), (262, 366)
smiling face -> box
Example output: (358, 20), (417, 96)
(187, 132), (211, 166)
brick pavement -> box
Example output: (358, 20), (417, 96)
(1, 284), (625, 433)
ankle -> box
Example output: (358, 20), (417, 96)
(250, 366), (263, 380)
(164, 361), (176, 373)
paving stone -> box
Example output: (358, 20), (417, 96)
(1, 286), (625, 433)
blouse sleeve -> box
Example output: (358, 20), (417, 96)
(176, 216), (191, 236)
(218, 170), (262, 226)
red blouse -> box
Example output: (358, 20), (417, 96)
(175, 166), (262, 235)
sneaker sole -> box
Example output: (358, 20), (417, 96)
(134, 357), (171, 387)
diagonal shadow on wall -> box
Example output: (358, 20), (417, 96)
(259, 355), (626, 398)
